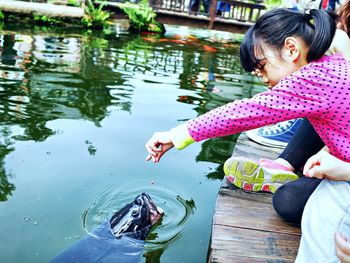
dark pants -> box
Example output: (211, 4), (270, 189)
(272, 118), (325, 224)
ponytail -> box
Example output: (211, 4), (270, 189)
(240, 8), (337, 72)
(307, 9), (337, 63)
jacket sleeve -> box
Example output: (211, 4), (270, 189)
(171, 65), (331, 149)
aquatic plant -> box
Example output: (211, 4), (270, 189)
(120, 0), (165, 33)
(0, 10), (4, 21)
(82, 0), (111, 29)
(33, 15), (63, 25)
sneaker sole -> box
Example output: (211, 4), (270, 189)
(224, 157), (299, 193)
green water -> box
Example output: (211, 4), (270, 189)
(0, 23), (262, 262)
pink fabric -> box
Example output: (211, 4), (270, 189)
(259, 159), (293, 171)
(187, 54), (350, 162)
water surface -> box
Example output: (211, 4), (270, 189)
(0, 23), (263, 262)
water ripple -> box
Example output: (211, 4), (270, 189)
(82, 181), (195, 250)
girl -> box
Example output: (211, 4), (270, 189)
(246, 0), (350, 224)
(145, 7), (350, 217)
(295, 151), (350, 262)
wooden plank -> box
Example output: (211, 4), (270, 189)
(210, 225), (300, 263)
(0, 0), (84, 18)
(214, 187), (301, 235)
(209, 133), (301, 262)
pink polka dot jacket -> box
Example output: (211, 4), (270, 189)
(171, 54), (350, 162)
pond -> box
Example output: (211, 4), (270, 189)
(0, 22), (263, 262)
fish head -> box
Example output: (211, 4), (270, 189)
(110, 193), (163, 240)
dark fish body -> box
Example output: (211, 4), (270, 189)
(50, 193), (163, 263)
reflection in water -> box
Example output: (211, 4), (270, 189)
(0, 26), (254, 156)
(0, 126), (15, 201)
(0, 24), (264, 262)
(85, 140), (97, 155)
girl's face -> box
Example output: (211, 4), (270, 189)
(254, 45), (302, 89)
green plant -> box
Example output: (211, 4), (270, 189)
(0, 10), (4, 21)
(82, 0), (110, 29)
(264, 0), (282, 10)
(68, 0), (80, 7)
(120, 0), (164, 33)
(33, 14), (63, 25)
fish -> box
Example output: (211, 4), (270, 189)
(50, 193), (163, 263)
(142, 37), (158, 43)
(202, 45), (217, 52)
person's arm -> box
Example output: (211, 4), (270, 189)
(303, 150), (350, 181)
(146, 62), (332, 162)
(330, 29), (350, 60)
(335, 232), (350, 263)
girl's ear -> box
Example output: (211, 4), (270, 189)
(283, 37), (300, 62)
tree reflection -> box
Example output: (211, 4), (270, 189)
(0, 26), (261, 202)
(0, 127), (15, 202)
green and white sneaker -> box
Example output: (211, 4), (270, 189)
(223, 157), (299, 193)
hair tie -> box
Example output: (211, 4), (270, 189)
(304, 9), (312, 21)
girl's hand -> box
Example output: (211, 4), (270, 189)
(252, 69), (263, 77)
(145, 131), (174, 163)
(303, 150), (350, 181)
(335, 232), (350, 263)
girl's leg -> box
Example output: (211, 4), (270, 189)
(278, 118), (324, 172)
(272, 118), (325, 224)
(224, 119), (324, 194)
(272, 176), (322, 224)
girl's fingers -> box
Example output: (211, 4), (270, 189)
(145, 131), (173, 163)
(335, 232), (350, 263)
(145, 138), (163, 155)
(303, 154), (320, 176)
(146, 154), (156, 162)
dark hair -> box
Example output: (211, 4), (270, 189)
(338, 0), (350, 36)
(240, 8), (337, 72)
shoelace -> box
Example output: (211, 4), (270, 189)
(260, 120), (295, 135)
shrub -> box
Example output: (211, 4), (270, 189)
(121, 0), (165, 33)
(82, 0), (111, 29)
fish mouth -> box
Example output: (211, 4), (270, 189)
(150, 206), (163, 224)
(141, 193), (164, 224)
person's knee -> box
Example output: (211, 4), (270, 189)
(272, 184), (305, 224)
(273, 177), (322, 224)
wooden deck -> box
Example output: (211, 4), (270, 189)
(208, 134), (301, 262)
(103, 0), (265, 33)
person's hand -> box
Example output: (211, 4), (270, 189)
(145, 131), (174, 163)
(335, 232), (350, 263)
(251, 69), (263, 77)
(303, 150), (350, 181)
